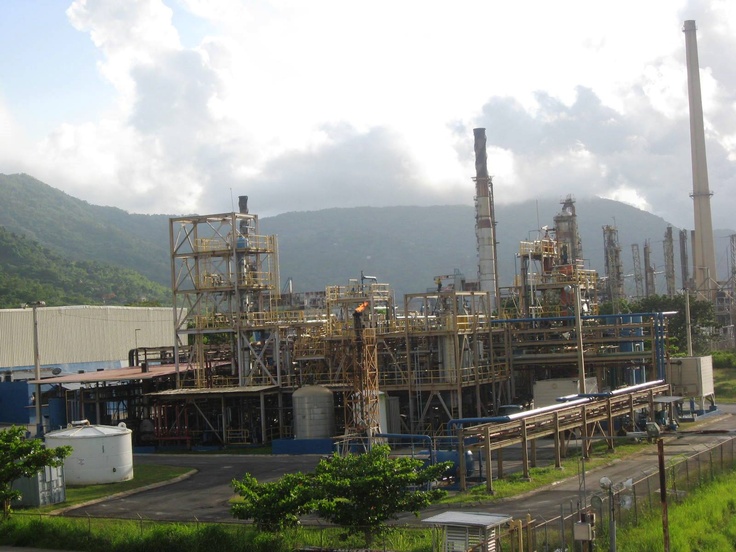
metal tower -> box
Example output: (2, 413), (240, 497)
(554, 196), (583, 268)
(631, 244), (644, 298)
(169, 197), (280, 388)
(603, 225), (624, 308)
(664, 227), (676, 297)
(644, 240), (656, 297)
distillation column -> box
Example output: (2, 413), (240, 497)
(664, 226), (676, 297)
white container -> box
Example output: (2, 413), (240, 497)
(45, 422), (134, 485)
(292, 386), (335, 439)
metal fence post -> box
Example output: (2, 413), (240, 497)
(632, 482), (638, 524)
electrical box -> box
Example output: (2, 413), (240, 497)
(573, 521), (594, 541)
(666, 356), (714, 397)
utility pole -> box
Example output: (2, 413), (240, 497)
(24, 301), (46, 436)
(658, 438), (671, 552)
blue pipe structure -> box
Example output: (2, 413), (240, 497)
(492, 312), (674, 383)
(375, 433), (435, 465)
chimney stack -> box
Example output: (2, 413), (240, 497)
(473, 128), (499, 311)
(683, 20), (717, 300)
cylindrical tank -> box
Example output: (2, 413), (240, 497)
(292, 386), (335, 439)
(45, 422), (134, 484)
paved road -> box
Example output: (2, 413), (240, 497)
(405, 407), (736, 524)
(64, 453), (322, 522)
(63, 408), (736, 525)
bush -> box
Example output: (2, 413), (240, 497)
(712, 351), (736, 368)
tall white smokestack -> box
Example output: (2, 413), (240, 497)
(683, 20), (717, 300)
(473, 128), (499, 311)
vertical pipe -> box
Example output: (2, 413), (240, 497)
(572, 285), (587, 394)
(32, 305), (43, 436)
(683, 20), (717, 300)
(658, 439), (671, 552)
(679, 229), (690, 291)
(685, 290), (694, 356)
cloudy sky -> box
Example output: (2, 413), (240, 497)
(1, 0), (734, 230)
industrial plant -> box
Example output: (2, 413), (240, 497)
(0, 20), (731, 495)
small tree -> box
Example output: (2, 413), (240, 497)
(310, 445), (450, 544)
(231, 471), (314, 531)
(232, 445), (451, 543)
(0, 426), (72, 519)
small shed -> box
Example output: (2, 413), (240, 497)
(422, 511), (512, 552)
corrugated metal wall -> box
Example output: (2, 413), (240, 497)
(0, 306), (176, 369)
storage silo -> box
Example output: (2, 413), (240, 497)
(45, 421), (133, 484)
(292, 386), (335, 439)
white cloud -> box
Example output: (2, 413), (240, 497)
(1, 0), (734, 233)
(602, 186), (652, 213)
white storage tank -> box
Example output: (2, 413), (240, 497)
(292, 385), (335, 439)
(45, 421), (134, 485)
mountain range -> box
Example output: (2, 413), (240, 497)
(1, 173), (733, 304)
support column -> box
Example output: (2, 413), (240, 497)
(521, 420), (530, 480)
(554, 412), (562, 469)
(484, 426), (494, 493)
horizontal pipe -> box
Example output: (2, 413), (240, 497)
(492, 312), (674, 325)
(563, 380), (666, 401)
(447, 397), (595, 433)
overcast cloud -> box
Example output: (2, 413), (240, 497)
(1, 0), (734, 230)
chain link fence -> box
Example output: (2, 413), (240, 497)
(519, 435), (736, 551)
(10, 437), (736, 551)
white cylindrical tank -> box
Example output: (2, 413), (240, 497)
(45, 422), (134, 484)
(292, 385), (335, 439)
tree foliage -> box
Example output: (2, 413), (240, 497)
(629, 294), (718, 355)
(310, 445), (450, 543)
(0, 426), (72, 519)
(0, 226), (170, 308)
(232, 445), (451, 542)
(0, 173), (171, 286)
(231, 472), (314, 531)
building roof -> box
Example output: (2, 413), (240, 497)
(422, 511), (512, 528)
(29, 364), (180, 384)
(1, 305), (178, 368)
(147, 385), (278, 398)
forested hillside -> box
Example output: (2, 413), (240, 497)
(0, 174), (171, 285)
(4, 172), (730, 303)
(0, 227), (170, 308)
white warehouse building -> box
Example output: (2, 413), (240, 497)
(0, 305), (176, 375)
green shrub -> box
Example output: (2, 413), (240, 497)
(712, 351), (736, 368)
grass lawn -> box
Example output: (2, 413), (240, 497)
(611, 470), (736, 552)
(714, 366), (736, 403)
(17, 463), (193, 514)
(440, 439), (647, 505)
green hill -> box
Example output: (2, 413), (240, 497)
(0, 227), (170, 308)
(3, 173), (726, 302)
(0, 174), (171, 286)
(261, 199), (689, 298)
